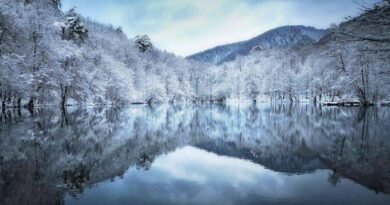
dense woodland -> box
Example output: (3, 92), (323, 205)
(0, 0), (389, 109)
(202, 0), (390, 105)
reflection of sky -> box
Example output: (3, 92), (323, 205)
(66, 146), (390, 205)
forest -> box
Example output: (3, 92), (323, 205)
(0, 0), (389, 109)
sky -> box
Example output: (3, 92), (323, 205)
(61, 0), (378, 56)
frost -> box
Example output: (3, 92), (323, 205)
(0, 0), (388, 108)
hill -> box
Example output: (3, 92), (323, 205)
(187, 25), (327, 64)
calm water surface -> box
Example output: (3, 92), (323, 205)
(0, 104), (390, 205)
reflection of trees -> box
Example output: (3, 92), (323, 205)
(318, 106), (390, 193)
(0, 107), (133, 204)
(63, 163), (90, 197)
(0, 104), (389, 204)
(136, 153), (154, 171)
(190, 104), (390, 193)
(328, 170), (341, 186)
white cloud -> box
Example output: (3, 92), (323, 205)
(62, 0), (378, 56)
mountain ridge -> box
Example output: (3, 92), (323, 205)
(187, 25), (327, 64)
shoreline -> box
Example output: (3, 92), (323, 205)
(1, 101), (390, 110)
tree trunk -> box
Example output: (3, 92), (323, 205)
(2, 91), (6, 109)
(61, 84), (68, 110)
(27, 97), (34, 114)
(1, 100), (4, 113)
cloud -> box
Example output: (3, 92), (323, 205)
(62, 0), (378, 56)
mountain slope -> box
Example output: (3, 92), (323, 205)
(187, 25), (327, 64)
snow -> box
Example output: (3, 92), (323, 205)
(0, 0), (388, 108)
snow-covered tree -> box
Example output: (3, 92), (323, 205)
(0, 0), (388, 108)
(134, 35), (153, 53)
(61, 8), (88, 45)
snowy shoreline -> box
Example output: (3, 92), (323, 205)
(1, 100), (390, 109)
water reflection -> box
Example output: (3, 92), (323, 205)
(0, 104), (389, 205)
(67, 146), (390, 205)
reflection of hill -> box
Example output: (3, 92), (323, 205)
(0, 104), (389, 204)
(197, 138), (326, 174)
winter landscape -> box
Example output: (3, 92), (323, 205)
(0, 0), (390, 205)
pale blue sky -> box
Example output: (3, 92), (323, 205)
(62, 0), (378, 56)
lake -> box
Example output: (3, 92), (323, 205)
(0, 104), (390, 205)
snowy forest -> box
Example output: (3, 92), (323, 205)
(0, 0), (389, 109)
